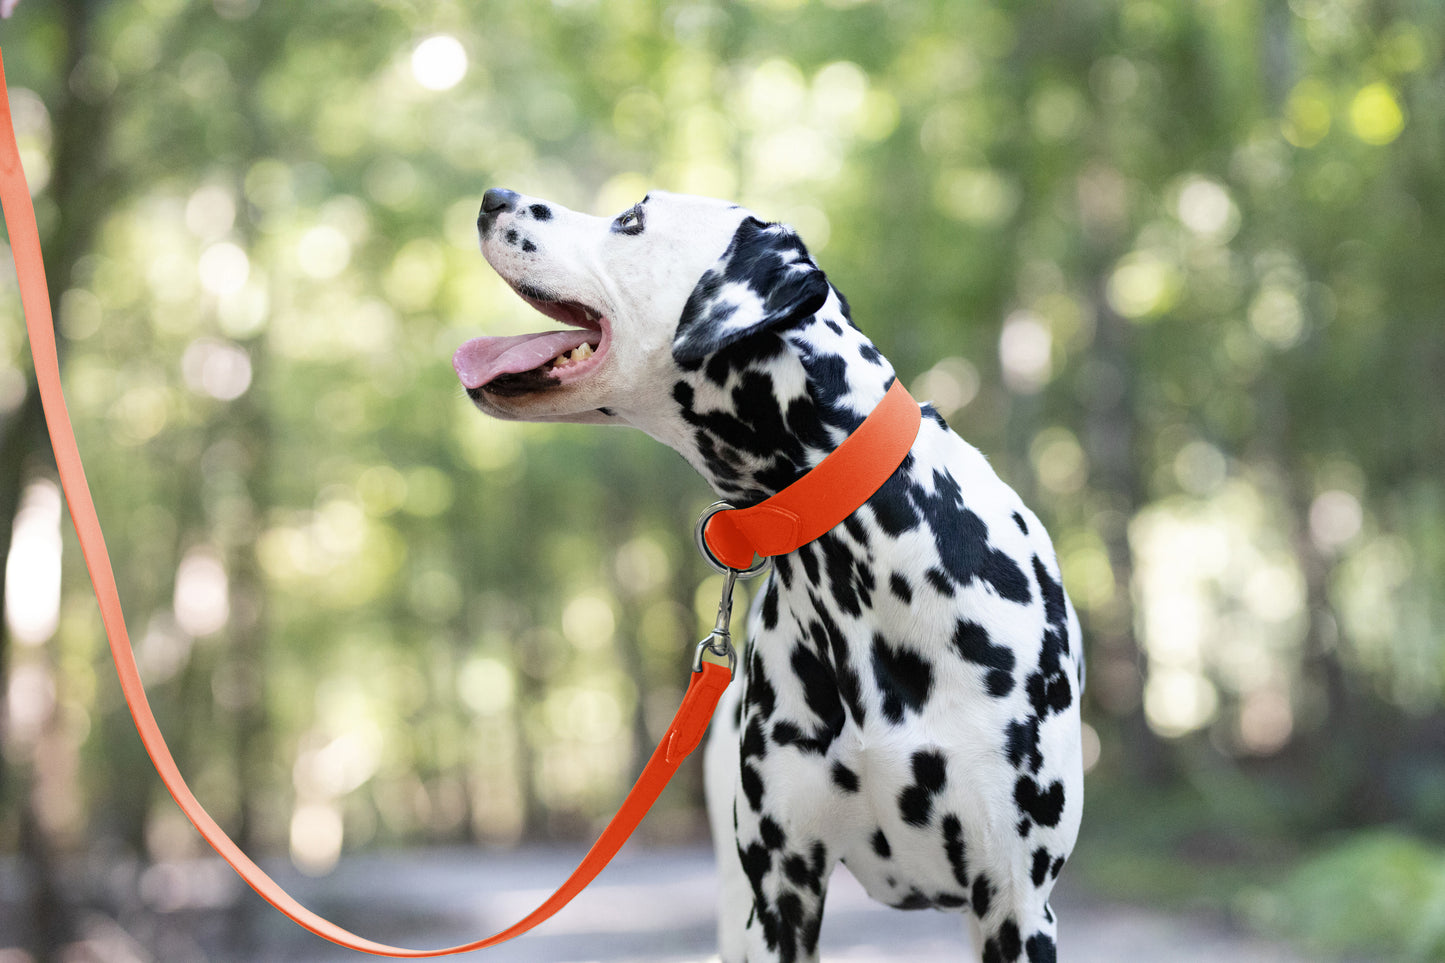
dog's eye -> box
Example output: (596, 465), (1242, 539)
(612, 205), (645, 236)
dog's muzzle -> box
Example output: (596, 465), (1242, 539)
(477, 187), (519, 236)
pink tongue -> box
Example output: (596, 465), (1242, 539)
(452, 330), (598, 389)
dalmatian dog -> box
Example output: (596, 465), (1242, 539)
(454, 188), (1084, 963)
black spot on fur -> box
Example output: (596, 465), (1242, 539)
(746, 649), (777, 718)
(819, 533), (864, 617)
(831, 761), (860, 793)
(1006, 717), (1044, 773)
(893, 889), (933, 910)
(790, 643), (846, 750)
(741, 716), (767, 763)
(794, 350), (865, 433)
(1015, 776), (1066, 829)
(951, 619), (1016, 697)
(528, 203), (552, 220)
(871, 828), (891, 859)
(1026, 933), (1058, 963)
(912, 471), (1032, 604)
(1024, 559), (1075, 721)
(1026, 651), (1073, 720)
(872, 633), (934, 723)
(807, 608), (867, 728)
(1013, 511), (1029, 535)
(898, 749), (947, 827)
(942, 814), (969, 889)
(769, 720), (802, 748)
(984, 919), (1023, 963)
(1031, 847), (1052, 887)
(761, 579), (781, 631)
(855, 559), (876, 609)
(889, 572), (913, 604)
(972, 873), (993, 917)
(773, 553), (794, 590)
(783, 852), (817, 890)
(867, 470), (921, 536)
(1033, 555), (1068, 641)
(925, 567), (954, 596)
(798, 542), (821, 586)
(740, 840), (771, 889)
(739, 827), (827, 963)
(521, 239), (537, 253)
(742, 764), (764, 812)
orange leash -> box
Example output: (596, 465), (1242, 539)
(0, 47), (733, 956)
(2, 43), (921, 957)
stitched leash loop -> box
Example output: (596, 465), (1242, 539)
(0, 47), (732, 957)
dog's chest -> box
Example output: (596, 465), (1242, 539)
(733, 422), (1074, 901)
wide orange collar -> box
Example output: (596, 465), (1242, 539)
(701, 379), (922, 571)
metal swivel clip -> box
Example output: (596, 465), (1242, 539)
(692, 502), (771, 676)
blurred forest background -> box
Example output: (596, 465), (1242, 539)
(1, 0), (1443, 959)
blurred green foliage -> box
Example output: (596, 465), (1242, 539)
(1255, 830), (1445, 960)
(1, 0), (1444, 957)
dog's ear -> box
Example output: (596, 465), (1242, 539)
(672, 217), (831, 364)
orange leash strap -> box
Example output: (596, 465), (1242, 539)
(1, 47), (735, 957)
(701, 378), (921, 571)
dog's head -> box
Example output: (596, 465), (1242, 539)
(456, 189), (828, 419)
(456, 189), (893, 499)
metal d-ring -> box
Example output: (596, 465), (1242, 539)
(693, 501), (772, 579)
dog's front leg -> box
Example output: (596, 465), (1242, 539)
(731, 767), (835, 963)
(705, 654), (836, 963)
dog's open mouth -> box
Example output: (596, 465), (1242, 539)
(453, 286), (608, 397)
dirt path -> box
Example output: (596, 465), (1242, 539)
(221, 846), (1318, 962)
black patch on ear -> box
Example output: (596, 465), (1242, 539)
(672, 217), (831, 363)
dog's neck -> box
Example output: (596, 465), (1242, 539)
(667, 289), (899, 505)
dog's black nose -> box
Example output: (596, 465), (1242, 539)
(478, 188), (520, 235)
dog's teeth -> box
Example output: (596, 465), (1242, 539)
(551, 344), (595, 368)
